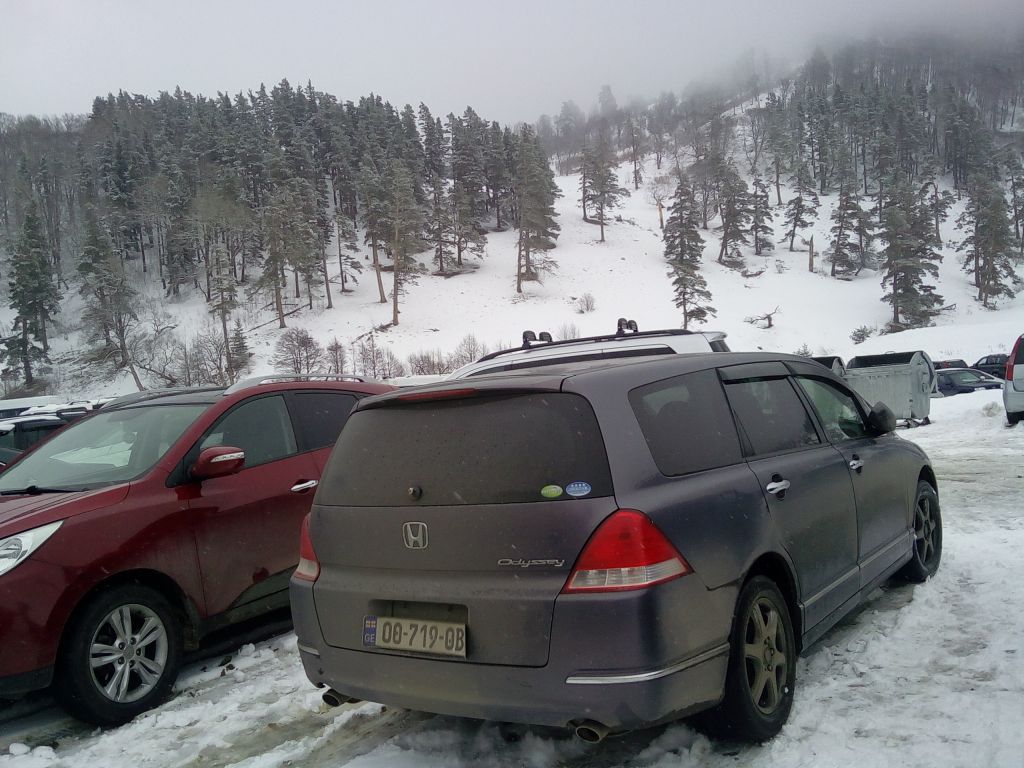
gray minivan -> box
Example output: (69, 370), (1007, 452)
(290, 352), (941, 742)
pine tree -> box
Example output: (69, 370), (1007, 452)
(449, 110), (487, 265)
(514, 127), (561, 293)
(580, 123), (628, 242)
(716, 164), (752, 264)
(229, 319), (252, 375)
(880, 180), (944, 329)
(358, 158), (391, 304)
(829, 150), (861, 276)
(664, 178), (714, 329)
(209, 243), (239, 382)
(957, 175), (1018, 308)
(4, 201), (58, 386)
(750, 173), (774, 255)
(784, 160), (820, 251)
(386, 160), (424, 327)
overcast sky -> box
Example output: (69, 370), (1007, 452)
(1, 0), (1022, 124)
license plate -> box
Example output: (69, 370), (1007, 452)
(363, 616), (467, 657)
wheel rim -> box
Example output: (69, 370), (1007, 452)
(742, 596), (788, 715)
(914, 495), (939, 566)
(88, 603), (169, 704)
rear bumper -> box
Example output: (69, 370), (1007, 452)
(290, 575), (733, 730)
(296, 639), (727, 730)
(1004, 384), (1024, 415)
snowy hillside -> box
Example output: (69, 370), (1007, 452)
(7, 120), (1022, 399)
(95, 165), (1024, 396)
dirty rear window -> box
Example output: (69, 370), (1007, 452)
(319, 393), (613, 506)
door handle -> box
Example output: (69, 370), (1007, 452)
(849, 455), (864, 473)
(765, 478), (791, 497)
(290, 480), (319, 493)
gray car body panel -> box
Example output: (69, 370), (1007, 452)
(292, 352), (934, 731)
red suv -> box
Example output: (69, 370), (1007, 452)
(0, 375), (392, 724)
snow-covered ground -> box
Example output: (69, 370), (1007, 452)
(3, 391), (1022, 767)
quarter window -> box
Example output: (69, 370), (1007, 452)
(795, 377), (870, 442)
(629, 370), (742, 476)
(291, 392), (358, 450)
(725, 378), (820, 456)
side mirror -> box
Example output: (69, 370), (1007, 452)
(56, 407), (89, 423)
(866, 402), (897, 435)
(191, 446), (246, 480)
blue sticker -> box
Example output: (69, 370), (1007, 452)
(565, 481), (592, 498)
(363, 616), (378, 647)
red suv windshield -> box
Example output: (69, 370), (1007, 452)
(0, 404), (206, 491)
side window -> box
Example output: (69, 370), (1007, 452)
(795, 377), (870, 443)
(629, 369), (742, 476)
(0, 428), (16, 450)
(291, 392), (358, 451)
(724, 378), (820, 456)
(200, 395), (297, 468)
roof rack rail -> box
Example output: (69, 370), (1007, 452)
(476, 326), (694, 363)
(223, 373), (366, 395)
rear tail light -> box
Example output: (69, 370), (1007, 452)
(561, 509), (691, 593)
(1008, 336), (1021, 380)
(294, 514), (320, 582)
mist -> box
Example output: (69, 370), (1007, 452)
(1, 0), (1022, 124)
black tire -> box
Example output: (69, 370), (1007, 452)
(898, 481), (942, 583)
(1008, 412), (1022, 426)
(55, 583), (182, 726)
(696, 576), (796, 742)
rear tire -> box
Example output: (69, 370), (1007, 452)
(1008, 412), (1022, 426)
(898, 481), (942, 583)
(696, 576), (796, 742)
(55, 583), (182, 726)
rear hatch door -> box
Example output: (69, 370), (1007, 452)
(310, 388), (617, 667)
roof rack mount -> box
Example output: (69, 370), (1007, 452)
(478, 325), (694, 364)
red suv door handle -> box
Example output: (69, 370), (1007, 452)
(291, 480), (319, 493)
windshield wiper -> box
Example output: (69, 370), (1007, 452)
(0, 485), (80, 496)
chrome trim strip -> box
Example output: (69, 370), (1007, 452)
(297, 643), (321, 657)
(210, 451), (245, 463)
(565, 643), (730, 685)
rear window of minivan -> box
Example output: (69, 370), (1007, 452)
(319, 392), (613, 506)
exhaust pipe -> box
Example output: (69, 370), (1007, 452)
(574, 720), (609, 743)
(321, 689), (360, 708)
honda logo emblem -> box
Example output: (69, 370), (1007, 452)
(402, 521), (429, 550)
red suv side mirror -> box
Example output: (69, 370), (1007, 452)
(191, 446), (246, 480)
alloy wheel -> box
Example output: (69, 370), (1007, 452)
(742, 596), (788, 715)
(88, 603), (169, 704)
(914, 494), (938, 565)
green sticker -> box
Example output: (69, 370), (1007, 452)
(541, 484), (563, 499)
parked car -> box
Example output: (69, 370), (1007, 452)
(1004, 335), (1024, 425)
(447, 319), (729, 379)
(292, 353), (941, 743)
(0, 374), (393, 725)
(0, 412), (89, 469)
(933, 359), (968, 370)
(935, 368), (1004, 397)
(973, 354), (1008, 379)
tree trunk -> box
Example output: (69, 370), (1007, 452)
(138, 223), (147, 273)
(774, 158), (782, 206)
(20, 322), (32, 387)
(322, 248), (333, 309)
(808, 236), (815, 273)
(274, 278), (286, 329)
(371, 235), (387, 303)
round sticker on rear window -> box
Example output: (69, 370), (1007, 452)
(541, 484), (563, 499)
(565, 481), (592, 498)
